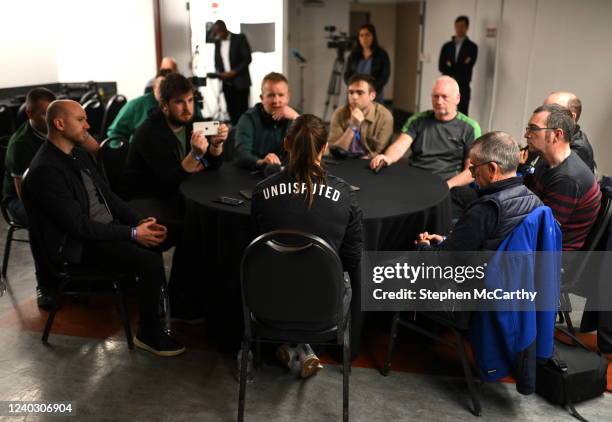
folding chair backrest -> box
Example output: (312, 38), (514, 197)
(100, 94), (127, 139)
(83, 99), (104, 139)
(98, 137), (128, 195)
(241, 230), (344, 326)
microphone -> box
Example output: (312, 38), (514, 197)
(291, 49), (307, 64)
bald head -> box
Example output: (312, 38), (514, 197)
(433, 76), (460, 97)
(431, 76), (460, 120)
(159, 56), (178, 73)
(46, 100), (90, 146)
(544, 91), (582, 122)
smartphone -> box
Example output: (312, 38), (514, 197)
(213, 196), (244, 206)
(193, 121), (220, 136)
(239, 190), (252, 200)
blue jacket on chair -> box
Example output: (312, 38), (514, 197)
(469, 205), (562, 394)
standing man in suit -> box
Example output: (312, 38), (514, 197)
(438, 15), (478, 115)
(213, 20), (252, 125)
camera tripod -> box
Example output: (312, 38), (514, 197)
(323, 49), (347, 121)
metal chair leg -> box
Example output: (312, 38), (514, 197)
(2, 226), (15, 278)
(42, 279), (68, 344)
(382, 311), (401, 376)
(454, 329), (481, 416)
(342, 322), (351, 422)
(115, 281), (134, 350)
(237, 339), (250, 422)
(255, 338), (262, 369)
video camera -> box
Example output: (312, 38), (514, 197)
(324, 26), (354, 55)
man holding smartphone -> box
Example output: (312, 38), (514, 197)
(124, 73), (228, 201)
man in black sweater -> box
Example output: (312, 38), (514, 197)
(543, 91), (596, 173)
(24, 100), (185, 356)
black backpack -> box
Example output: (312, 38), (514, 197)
(536, 327), (609, 421)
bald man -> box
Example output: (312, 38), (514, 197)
(23, 100), (185, 357)
(543, 91), (596, 172)
(144, 56), (178, 93)
(370, 76), (481, 216)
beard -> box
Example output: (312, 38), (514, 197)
(168, 112), (192, 127)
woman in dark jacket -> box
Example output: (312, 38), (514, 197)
(251, 114), (363, 378)
(344, 24), (391, 103)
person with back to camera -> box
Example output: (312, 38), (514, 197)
(344, 24), (391, 104)
(251, 114), (363, 378)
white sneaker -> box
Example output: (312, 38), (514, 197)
(296, 344), (323, 378)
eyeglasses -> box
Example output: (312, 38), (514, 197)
(525, 125), (556, 133)
(468, 161), (497, 176)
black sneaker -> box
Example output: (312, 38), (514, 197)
(36, 287), (56, 310)
(134, 327), (186, 357)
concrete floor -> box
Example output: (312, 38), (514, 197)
(0, 220), (611, 422)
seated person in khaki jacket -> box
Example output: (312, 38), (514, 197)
(328, 74), (393, 158)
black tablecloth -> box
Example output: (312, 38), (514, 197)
(178, 159), (452, 352)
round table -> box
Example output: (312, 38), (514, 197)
(178, 159), (451, 352)
(180, 158), (451, 250)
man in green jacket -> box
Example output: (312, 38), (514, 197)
(106, 70), (169, 142)
(233, 72), (300, 171)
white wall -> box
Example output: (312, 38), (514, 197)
(287, 0), (350, 117)
(0, 0), (156, 101)
(0, 1), (59, 87)
(421, 0), (612, 176)
(160, 0), (192, 74)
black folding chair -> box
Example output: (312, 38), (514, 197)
(238, 230), (351, 422)
(559, 188), (612, 333)
(0, 105), (14, 138)
(99, 94), (127, 140)
(82, 99), (104, 140)
(79, 89), (99, 105)
(0, 142), (30, 285)
(98, 137), (129, 196)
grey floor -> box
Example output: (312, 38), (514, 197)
(0, 220), (611, 422)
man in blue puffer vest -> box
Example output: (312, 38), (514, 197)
(416, 131), (561, 394)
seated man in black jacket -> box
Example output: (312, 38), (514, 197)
(24, 100), (185, 357)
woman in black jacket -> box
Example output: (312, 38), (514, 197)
(251, 114), (363, 378)
(344, 24), (390, 103)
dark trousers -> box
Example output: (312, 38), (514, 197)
(80, 240), (165, 329)
(128, 197), (196, 313)
(223, 84), (249, 125)
(458, 83), (471, 116)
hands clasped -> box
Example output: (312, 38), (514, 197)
(135, 217), (167, 247)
